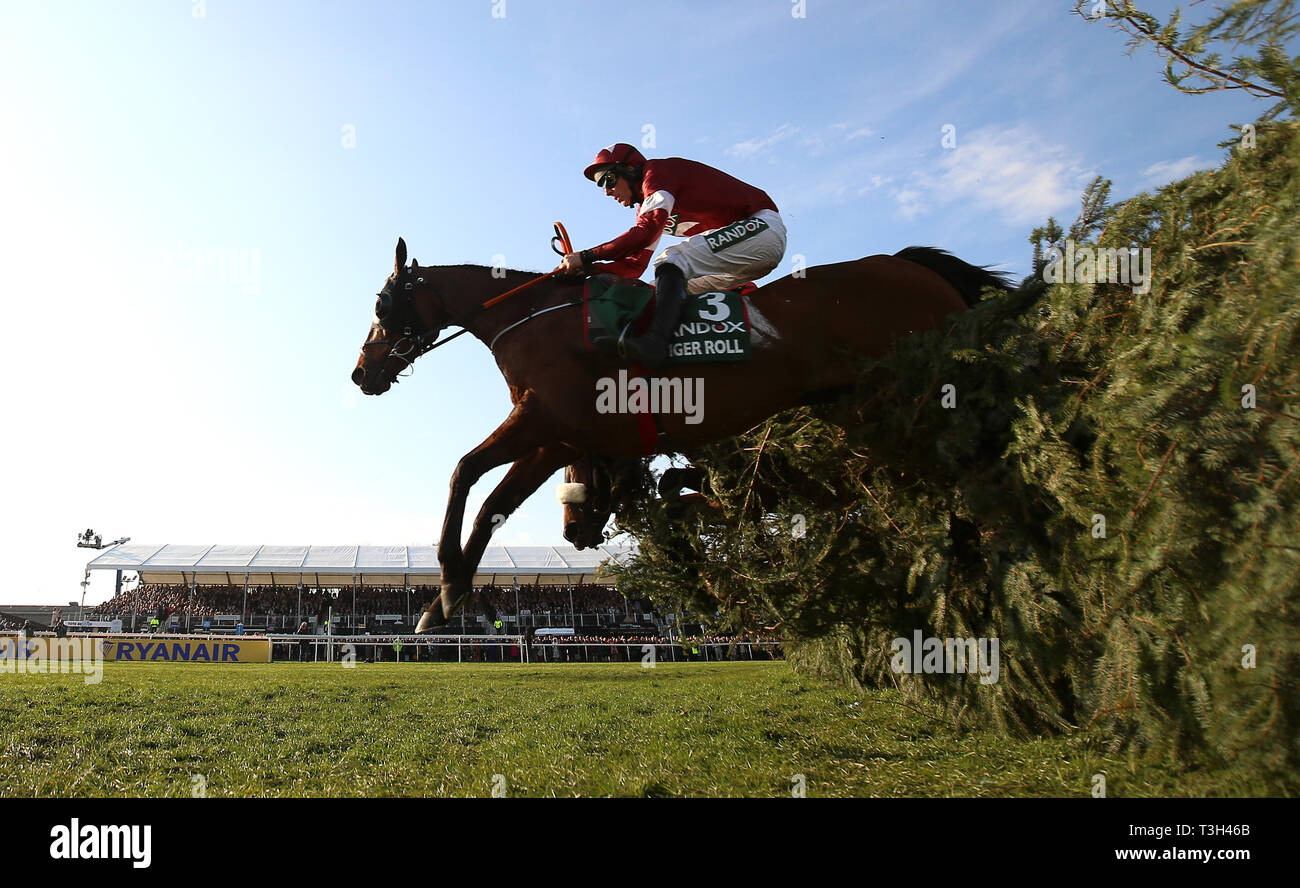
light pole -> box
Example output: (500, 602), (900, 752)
(79, 571), (90, 620)
(76, 529), (130, 612)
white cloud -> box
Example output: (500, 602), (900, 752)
(723, 122), (879, 167)
(930, 125), (1093, 225)
(1140, 155), (1205, 185)
(895, 187), (926, 221)
(721, 122), (1086, 227)
(857, 174), (893, 195)
(726, 124), (800, 160)
(800, 135), (828, 156)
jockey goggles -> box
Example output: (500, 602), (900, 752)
(595, 168), (619, 190)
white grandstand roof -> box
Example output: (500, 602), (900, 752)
(85, 543), (635, 587)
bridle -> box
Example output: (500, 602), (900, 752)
(364, 265), (472, 386)
(362, 263), (583, 387)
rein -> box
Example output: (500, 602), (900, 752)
(392, 293), (584, 370)
(370, 223), (583, 383)
(487, 299), (585, 352)
(481, 221), (574, 309)
(478, 220), (581, 349)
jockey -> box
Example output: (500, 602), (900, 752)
(556, 143), (786, 369)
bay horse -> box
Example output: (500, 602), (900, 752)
(352, 238), (1010, 632)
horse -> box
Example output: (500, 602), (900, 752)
(352, 238), (1011, 632)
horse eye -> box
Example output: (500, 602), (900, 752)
(376, 294), (391, 319)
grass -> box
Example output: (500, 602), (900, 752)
(0, 661), (1263, 797)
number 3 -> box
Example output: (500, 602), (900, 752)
(698, 292), (730, 322)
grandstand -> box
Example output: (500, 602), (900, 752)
(79, 542), (653, 635)
(0, 542), (783, 664)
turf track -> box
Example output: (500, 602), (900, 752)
(0, 661), (1256, 797)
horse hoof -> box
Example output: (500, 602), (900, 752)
(563, 522), (584, 546)
(415, 606), (447, 634)
(440, 584), (471, 620)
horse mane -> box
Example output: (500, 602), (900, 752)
(893, 246), (1014, 308)
(433, 263), (546, 277)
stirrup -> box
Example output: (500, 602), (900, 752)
(616, 323), (632, 360)
(592, 322), (634, 359)
(623, 335), (669, 370)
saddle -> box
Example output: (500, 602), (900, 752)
(583, 275), (755, 365)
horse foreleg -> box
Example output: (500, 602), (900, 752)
(436, 395), (544, 578)
(418, 443), (577, 633)
(462, 444), (579, 581)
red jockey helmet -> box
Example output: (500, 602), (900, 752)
(583, 143), (647, 182)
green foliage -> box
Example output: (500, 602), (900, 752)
(1076, 0), (1300, 119)
(614, 120), (1300, 792)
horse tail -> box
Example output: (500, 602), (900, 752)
(893, 246), (1014, 308)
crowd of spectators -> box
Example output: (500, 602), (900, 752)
(88, 582), (656, 620)
(90, 584), (205, 618)
(528, 634), (781, 662)
(540, 634), (774, 646)
(89, 583), (409, 619)
(477, 583), (641, 616)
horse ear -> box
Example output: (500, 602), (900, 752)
(410, 258), (419, 268)
(395, 238), (408, 272)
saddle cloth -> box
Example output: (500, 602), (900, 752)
(583, 276), (755, 365)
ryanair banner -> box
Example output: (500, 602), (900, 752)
(96, 635), (272, 664)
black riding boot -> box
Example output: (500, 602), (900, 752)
(592, 264), (689, 369)
(622, 264), (687, 370)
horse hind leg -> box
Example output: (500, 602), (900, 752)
(560, 459), (596, 549)
(561, 457), (615, 550)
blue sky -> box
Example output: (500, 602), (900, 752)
(0, 0), (1273, 605)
